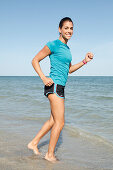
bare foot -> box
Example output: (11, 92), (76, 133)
(44, 152), (58, 163)
(27, 141), (41, 155)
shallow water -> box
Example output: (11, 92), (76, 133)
(0, 76), (113, 169)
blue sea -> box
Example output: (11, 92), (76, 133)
(0, 76), (113, 169)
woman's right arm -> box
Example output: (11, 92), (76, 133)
(32, 45), (54, 86)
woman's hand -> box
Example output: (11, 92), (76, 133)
(42, 77), (54, 86)
(84, 52), (94, 63)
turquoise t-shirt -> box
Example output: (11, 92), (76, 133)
(46, 39), (72, 86)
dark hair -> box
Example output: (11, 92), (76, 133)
(59, 17), (73, 29)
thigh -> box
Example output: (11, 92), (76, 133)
(48, 93), (65, 123)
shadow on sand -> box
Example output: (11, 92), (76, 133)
(38, 130), (63, 154)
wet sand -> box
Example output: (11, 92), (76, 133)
(0, 119), (113, 170)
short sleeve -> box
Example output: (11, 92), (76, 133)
(46, 41), (55, 53)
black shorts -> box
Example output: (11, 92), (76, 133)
(44, 83), (65, 99)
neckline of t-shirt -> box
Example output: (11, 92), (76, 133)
(57, 39), (69, 47)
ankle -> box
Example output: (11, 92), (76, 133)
(32, 139), (39, 146)
(47, 152), (55, 158)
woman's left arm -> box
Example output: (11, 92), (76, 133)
(69, 52), (94, 74)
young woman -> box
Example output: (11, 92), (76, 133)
(28, 17), (93, 162)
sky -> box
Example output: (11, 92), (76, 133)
(0, 0), (113, 76)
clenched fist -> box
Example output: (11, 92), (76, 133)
(43, 77), (54, 86)
(85, 52), (94, 63)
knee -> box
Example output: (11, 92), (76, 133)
(61, 121), (65, 128)
(55, 121), (65, 130)
(49, 118), (54, 126)
(61, 122), (65, 129)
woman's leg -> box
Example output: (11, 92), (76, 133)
(27, 111), (54, 154)
(45, 93), (65, 162)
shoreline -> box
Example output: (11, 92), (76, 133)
(0, 124), (113, 170)
(0, 76), (113, 169)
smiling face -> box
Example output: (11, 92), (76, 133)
(59, 21), (73, 40)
